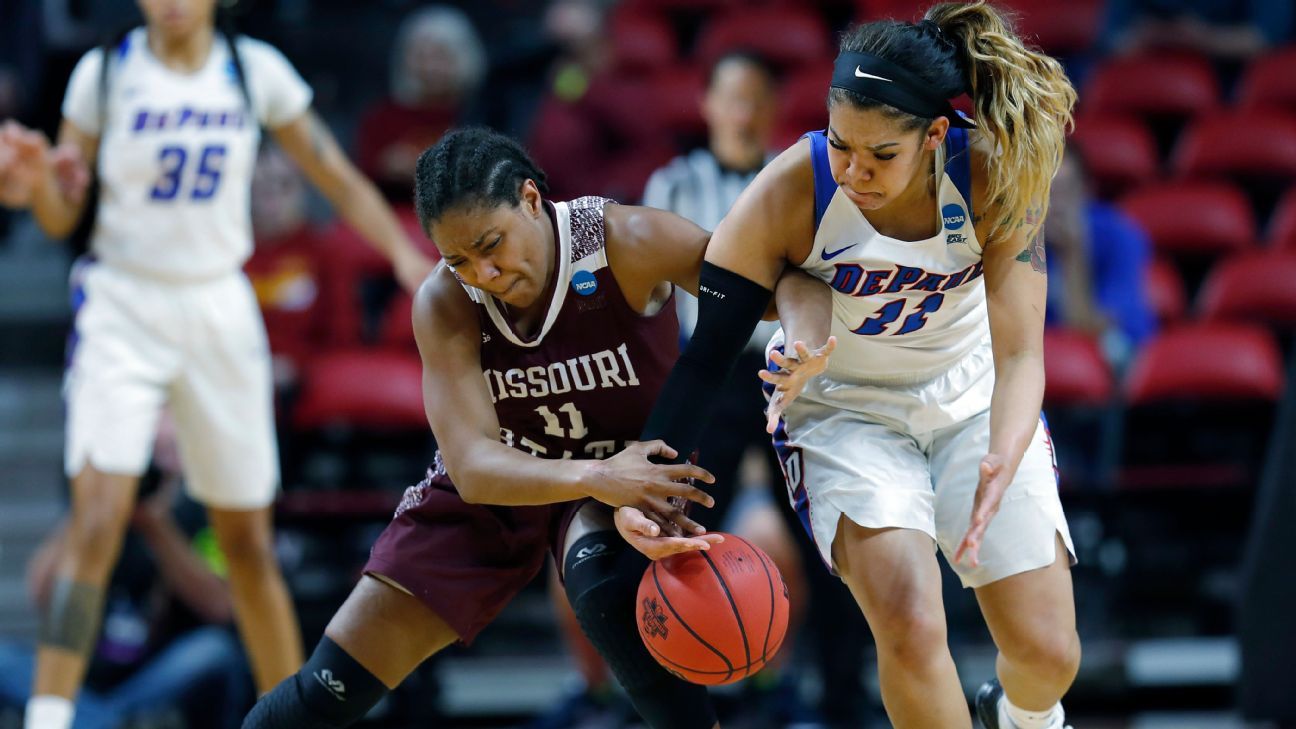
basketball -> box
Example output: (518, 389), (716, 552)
(636, 533), (790, 685)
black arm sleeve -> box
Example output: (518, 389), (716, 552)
(639, 262), (773, 462)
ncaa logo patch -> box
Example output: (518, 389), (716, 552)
(571, 270), (598, 296)
(942, 203), (966, 230)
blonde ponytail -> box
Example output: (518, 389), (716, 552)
(926, 1), (1076, 240)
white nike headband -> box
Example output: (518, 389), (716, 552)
(830, 51), (976, 129)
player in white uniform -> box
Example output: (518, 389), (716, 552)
(634, 3), (1080, 728)
(0, 1), (434, 727)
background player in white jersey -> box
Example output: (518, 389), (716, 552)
(637, 3), (1080, 728)
(0, 1), (435, 727)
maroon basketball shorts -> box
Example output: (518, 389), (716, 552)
(364, 469), (589, 644)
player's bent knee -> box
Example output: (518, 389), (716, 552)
(242, 636), (386, 729)
(563, 531), (717, 729)
(1004, 629), (1082, 684)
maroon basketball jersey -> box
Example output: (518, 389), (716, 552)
(438, 197), (679, 471)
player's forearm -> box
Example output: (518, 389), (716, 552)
(773, 269), (832, 346)
(450, 441), (594, 506)
(987, 352), (1045, 472)
(135, 516), (234, 624)
(30, 168), (83, 239)
(329, 170), (420, 267)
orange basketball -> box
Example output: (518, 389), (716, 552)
(635, 533), (790, 685)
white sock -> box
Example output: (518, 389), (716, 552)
(1000, 695), (1064, 729)
(25, 695), (75, 729)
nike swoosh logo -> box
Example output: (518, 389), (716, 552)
(822, 243), (857, 260)
(854, 67), (892, 82)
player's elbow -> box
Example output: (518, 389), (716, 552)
(441, 457), (485, 504)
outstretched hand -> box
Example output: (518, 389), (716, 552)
(584, 440), (714, 537)
(0, 121), (50, 209)
(760, 336), (836, 434)
(614, 505), (724, 561)
(954, 453), (1012, 567)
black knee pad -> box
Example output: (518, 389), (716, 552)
(242, 636), (388, 729)
(564, 531), (717, 729)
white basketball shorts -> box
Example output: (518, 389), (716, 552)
(766, 341), (1075, 588)
(64, 259), (279, 509)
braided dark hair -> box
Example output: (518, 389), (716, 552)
(413, 127), (550, 233)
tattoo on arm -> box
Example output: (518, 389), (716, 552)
(38, 578), (106, 655)
(1015, 225), (1047, 274)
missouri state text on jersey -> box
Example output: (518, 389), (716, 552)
(458, 197), (679, 463)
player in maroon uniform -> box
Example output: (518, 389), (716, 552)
(242, 127), (812, 729)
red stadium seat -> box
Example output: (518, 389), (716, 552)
(998, 0), (1104, 55)
(1144, 257), (1187, 325)
(695, 7), (832, 72)
(773, 61), (833, 149)
(294, 350), (427, 431)
(647, 64), (707, 139)
(1197, 250), (1296, 329)
(854, 0), (926, 22)
(1119, 181), (1257, 257)
(621, 0), (737, 13)
(1173, 110), (1296, 179)
(609, 12), (679, 76)
(1117, 323), (1283, 490)
(526, 98), (607, 201)
(1270, 186), (1296, 250)
(1070, 114), (1159, 199)
(1083, 54), (1220, 120)
(313, 223), (398, 349)
(379, 291), (417, 352)
(1125, 323), (1284, 405)
(1043, 328), (1114, 406)
(1238, 46), (1296, 110)
(599, 141), (680, 203)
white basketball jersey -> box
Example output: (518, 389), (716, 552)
(62, 29), (312, 281)
(777, 129), (990, 384)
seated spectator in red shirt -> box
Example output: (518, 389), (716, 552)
(245, 146), (330, 391)
(355, 6), (486, 202)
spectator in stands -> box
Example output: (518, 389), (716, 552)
(1102, 0), (1294, 61)
(1046, 142), (1157, 368)
(0, 413), (250, 729)
(245, 146), (329, 393)
(355, 5), (485, 202)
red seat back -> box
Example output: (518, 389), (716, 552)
(1197, 251), (1296, 328)
(1043, 328), (1114, 406)
(695, 7), (831, 72)
(1071, 114), (1159, 198)
(1271, 186), (1296, 250)
(997, 0), (1104, 55)
(1083, 54), (1220, 119)
(1124, 323), (1284, 405)
(1144, 257), (1188, 325)
(773, 62), (833, 150)
(1238, 46), (1296, 110)
(1173, 110), (1296, 179)
(1119, 181), (1257, 256)
(609, 11), (679, 76)
(294, 350), (427, 431)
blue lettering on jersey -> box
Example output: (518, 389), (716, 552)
(942, 203), (966, 230)
(132, 107), (246, 133)
(571, 270), (598, 296)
